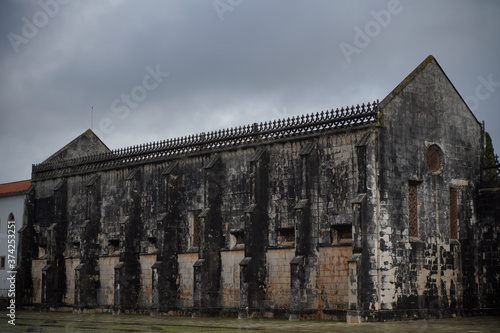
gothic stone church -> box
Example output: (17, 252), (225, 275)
(16, 56), (500, 322)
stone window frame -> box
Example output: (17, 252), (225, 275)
(38, 245), (47, 259)
(147, 237), (157, 253)
(277, 227), (295, 247)
(188, 210), (201, 250)
(107, 239), (120, 255)
(426, 143), (445, 175)
(229, 229), (245, 250)
(71, 241), (81, 258)
(331, 224), (353, 245)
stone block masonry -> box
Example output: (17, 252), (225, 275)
(16, 56), (499, 321)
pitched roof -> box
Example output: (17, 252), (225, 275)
(42, 129), (111, 164)
(0, 180), (31, 198)
(379, 55), (480, 125)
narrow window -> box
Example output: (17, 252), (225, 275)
(108, 239), (120, 254)
(450, 188), (459, 240)
(331, 224), (352, 244)
(278, 227), (295, 246)
(38, 246), (47, 258)
(72, 241), (81, 257)
(188, 210), (201, 249)
(230, 230), (245, 250)
(357, 146), (367, 193)
(409, 183), (419, 238)
(0, 256), (5, 269)
(147, 237), (157, 253)
(426, 145), (442, 173)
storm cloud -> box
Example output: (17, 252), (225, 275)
(1, 0), (499, 183)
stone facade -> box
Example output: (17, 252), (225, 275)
(16, 56), (500, 321)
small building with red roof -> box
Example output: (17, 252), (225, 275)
(0, 179), (31, 297)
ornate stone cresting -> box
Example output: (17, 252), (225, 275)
(32, 102), (378, 180)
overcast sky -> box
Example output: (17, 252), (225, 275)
(1, 0), (499, 183)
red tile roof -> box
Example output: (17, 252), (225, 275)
(0, 180), (31, 198)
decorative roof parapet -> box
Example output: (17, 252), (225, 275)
(32, 101), (378, 180)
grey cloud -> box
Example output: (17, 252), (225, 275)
(1, 0), (499, 183)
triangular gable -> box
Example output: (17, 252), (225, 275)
(379, 55), (481, 126)
(43, 129), (110, 164)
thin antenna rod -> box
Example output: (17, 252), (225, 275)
(90, 107), (93, 130)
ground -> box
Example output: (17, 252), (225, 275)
(0, 311), (499, 332)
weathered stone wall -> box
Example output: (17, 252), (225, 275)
(23, 125), (371, 317)
(177, 252), (198, 308)
(63, 258), (80, 305)
(17, 56), (498, 321)
(98, 256), (118, 308)
(43, 129), (109, 164)
(219, 250), (244, 308)
(139, 254), (156, 309)
(476, 187), (500, 310)
(31, 259), (45, 304)
(265, 248), (295, 309)
(351, 57), (484, 321)
(315, 246), (350, 311)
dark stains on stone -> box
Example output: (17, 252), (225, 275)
(17, 56), (500, 322)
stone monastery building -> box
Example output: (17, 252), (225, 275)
(16, 56), (500, 322)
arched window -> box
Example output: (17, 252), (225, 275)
(8, 213), (15, 221)
(426, 144), (444, 173)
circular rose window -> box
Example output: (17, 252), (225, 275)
(426, 144), (442, 173)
